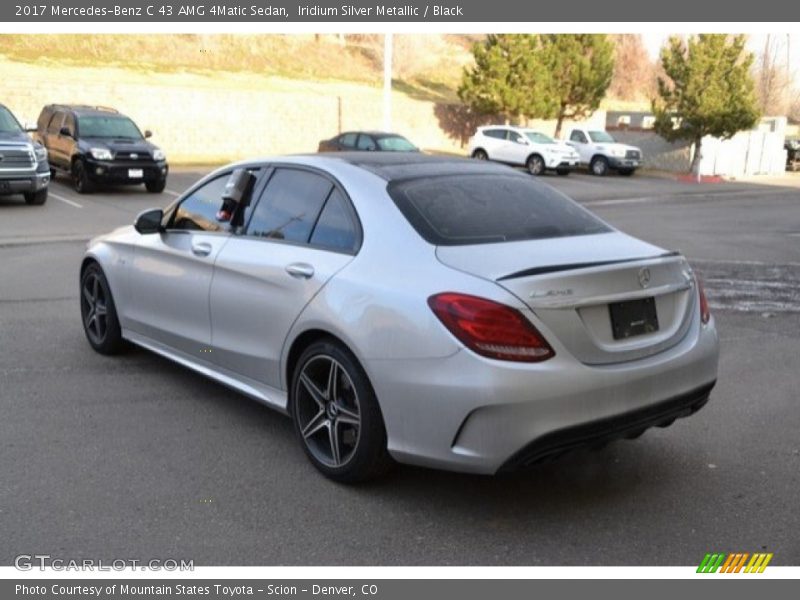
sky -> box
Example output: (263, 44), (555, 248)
(642, 34), (800, 80)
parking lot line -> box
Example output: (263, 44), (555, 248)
(165, 189), (182, 197)
(49, 192), (83, 208)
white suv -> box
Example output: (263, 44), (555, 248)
(468, 126), (580, 176)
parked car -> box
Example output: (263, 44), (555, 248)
(0, 103), (49, 205)
(785, 139), (800, 171)
(34, 104), (168, 194)
(80, 153), (718, 482)
(467, 126), (580, 176)
(565, 127), (643, 176)
(318, 131), (419, 153)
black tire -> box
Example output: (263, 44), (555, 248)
(146, 179), (167, 193)
(73, 159), (94, 194)
(556, 168), (571, 176)
(80, 262), (126, 355)
(619, 168), (636, 177)
(526, 154), (545, 176)
(23, 189), (48, 205)
(590, 156), (609, 176)
(291, 339), (393, 483)
(471, 148), (488, 160)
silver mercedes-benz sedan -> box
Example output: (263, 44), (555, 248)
(80, 153), (719, 482)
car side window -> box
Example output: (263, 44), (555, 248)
(508, 131), (523, 144)
(37, 109), (52, 132)
(484, 129), (505, 140)
(64, 114), (76, 136)
(47, 112), (64, 134)
(356, 134), (376, 151)
(246, 168), (332, 243)
(309, 189), (358, 252)
(340, 133), (357, 148)
(570, 131), (588, 143)
(170, 174), (230, 232)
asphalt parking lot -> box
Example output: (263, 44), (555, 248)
(1, 167), (799, 566)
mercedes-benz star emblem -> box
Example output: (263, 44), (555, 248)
(638, 267), (651, 289)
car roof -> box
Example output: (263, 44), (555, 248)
(342, 130), (408, 138)
(301, 152), (523, 182)
(45, 104), (123, 117)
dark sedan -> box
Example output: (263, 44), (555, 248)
(318, 131), (419, 153)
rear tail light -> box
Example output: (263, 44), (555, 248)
(428, 292), (555, 362)
(697, 277), (710, 324)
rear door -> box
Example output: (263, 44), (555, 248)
(495, 129), (528, 164)
(209, 166), (359, 389)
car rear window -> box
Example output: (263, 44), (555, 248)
(387, 174), (611, 246)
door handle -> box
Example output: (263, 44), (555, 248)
(285, 263), (315, 279)
(191, 242), (212, 257)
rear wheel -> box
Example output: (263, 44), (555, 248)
(80, 262), (126, 355)
(24, 189), (47, 205)
(590, 156), (609, 176)
(526, 154), (545, 176)
(291, 339), (393, 483)
(73, 159), (94, 194)
(471, 149), (488, 160)
(145, 179), (166, 193)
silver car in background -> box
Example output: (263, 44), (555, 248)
(80, 154), (719, 482)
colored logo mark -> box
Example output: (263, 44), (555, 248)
(697, 552), (773, 573)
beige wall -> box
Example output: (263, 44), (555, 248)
(2, 58), (600, 163)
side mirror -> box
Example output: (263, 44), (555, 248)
(144, 130), (153, 138)
(59, 127), (72, 138)
(134, 208), (164, 234)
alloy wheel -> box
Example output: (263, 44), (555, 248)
(295, 355), (361, 468)
(81, 271), (109, 345)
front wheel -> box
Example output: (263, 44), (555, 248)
(590, 156), (609, 176)
(526, 154), (545, 176)
(291, 339), (393, 483)
(80, 262), (126, 355)
(73, 160), (94, 194)
(24, 189), (48, 205)
(145, 179), (167, 193)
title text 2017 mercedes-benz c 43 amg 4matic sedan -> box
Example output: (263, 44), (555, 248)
(80, 154), (719, 482)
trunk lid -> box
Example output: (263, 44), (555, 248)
(436, 232), (697, 364)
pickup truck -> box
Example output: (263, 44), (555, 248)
(565, 127), (642, 176)
(0, 103), (49, 205)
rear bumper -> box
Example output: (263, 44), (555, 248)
(0, 171), (50, 195)
(85, 158), (168, 184)
(499, 380), (714, 471)
(367, 311), (719, 474)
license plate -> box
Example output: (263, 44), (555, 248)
(609, 297), (659, 340)
(128, 169), (144, 179)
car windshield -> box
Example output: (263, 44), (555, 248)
(388, 174), (611, 246)
(376, 136), (417, 152)
(524, 131), (555, 144)
(588, 130), (616, 143)
(78, 115), (142, 139)
(0, 107), (23, 133)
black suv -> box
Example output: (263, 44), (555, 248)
(0, 103), (49, 205)
(34, 104), (168, 194)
